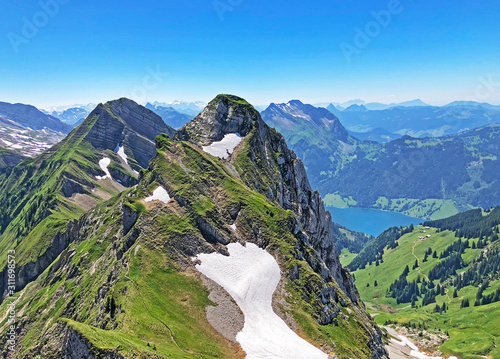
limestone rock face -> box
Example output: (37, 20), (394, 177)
(86, 98), (176, 168)
(175, 94), (256, 145)
(178, 95), (352, 298)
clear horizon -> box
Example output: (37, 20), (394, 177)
(34, 97), (500, 112)
(1, 0), (499, 108)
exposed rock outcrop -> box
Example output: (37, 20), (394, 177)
(86, 98), (175, 168)
(29, 322), (126, 359)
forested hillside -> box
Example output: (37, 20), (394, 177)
(350, 207), (500, 359)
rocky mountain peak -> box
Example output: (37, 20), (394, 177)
(176, 94), (261, 145)
(84, 98), (175, 168)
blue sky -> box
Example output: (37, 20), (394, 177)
(1, 0), (499, 108)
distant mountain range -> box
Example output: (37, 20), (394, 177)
(149, 100), (206, 116)
(45, 105), (95, 125)
(325, 100), (500, 140)
(262, 100), (500, 220)
(145, 103), (192, 129)
(322, 99), (430, 111)
(0, 102), (73, 156)
(0, 101), (73, 133)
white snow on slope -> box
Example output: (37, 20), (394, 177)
(95, 157), (112, 180)
(391, 335), (451, 359)
(117, 145), (128, 163)
(194, 242), (328, 359)
(145, 186), (170, 204)
(115, 144), (139, 175)
(229, 223), (237, 231)
(202, 133), (242, 159)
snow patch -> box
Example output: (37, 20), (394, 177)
(117, 145), (128, 163)
(115, 144), (139, 175)
(194, 242), (328, 359)
(202, 133), (242, 159)
(229, 223), (237, 231)
(95, 157), (112, 180)
(145, 186), (170, 204)
(390, 335), (444, 359)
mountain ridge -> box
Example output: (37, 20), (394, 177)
(0, 94), (387, 358)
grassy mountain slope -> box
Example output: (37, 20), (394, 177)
(0, 95), (387, 358)
(350, 208), (500, 359)
(0, 98), (174, 299)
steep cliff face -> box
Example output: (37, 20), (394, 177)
(86, 98), (175, 169)
(178, 94), (358, 303)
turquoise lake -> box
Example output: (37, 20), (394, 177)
(326, 207), (424, 237)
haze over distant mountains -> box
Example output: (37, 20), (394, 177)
(149, 100), (207, 116)
(43, 104), (96, 125)
(324, 100), (500, 141)
(262, 100), (500, 220)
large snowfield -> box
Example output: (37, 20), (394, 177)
(202, 133), (242, 159)
(194, 242), (328, 359)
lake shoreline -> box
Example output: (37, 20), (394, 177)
(326, 206), (423, 237)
